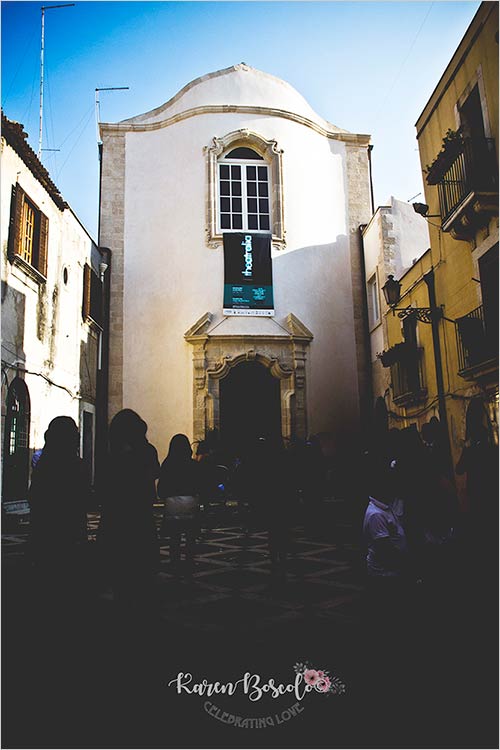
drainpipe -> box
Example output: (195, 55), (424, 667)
(94, 245), (111, 488)
(367, 145), (375, 215)
(94, 140), (110, 487)
(359, 224), (374, 434)
(424, 268), (454, 481)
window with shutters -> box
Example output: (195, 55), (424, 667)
(7, 184), (49, 279)
(82, 263), (103, 327)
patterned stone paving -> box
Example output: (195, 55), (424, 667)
(2, 502), (365, 633)
(2, 504), (496, 750)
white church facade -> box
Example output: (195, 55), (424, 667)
(99, 63), (373, 458)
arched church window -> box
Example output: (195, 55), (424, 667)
(205, 131), (285, 249)
(217, 147), (270, 232)
(2, 377), (31, 502)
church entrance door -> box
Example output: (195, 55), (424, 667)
(219, 361), (281, 454)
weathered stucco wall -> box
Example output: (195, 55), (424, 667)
(100, 65), (372, 459)
(1, 136), (98, 458)
(362, 197), (430, 408)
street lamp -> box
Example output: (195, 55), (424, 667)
(382, 274), (442, 323)
(412, 203), (440, 218)
(381, 274), (401, 307)
(382, 270), (453, 480)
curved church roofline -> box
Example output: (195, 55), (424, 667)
(101, 103), (370, 146)
(99, 63), (370, 144)
(121, 63), (341, 127)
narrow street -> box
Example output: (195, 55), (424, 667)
(2, 499), (497, 749)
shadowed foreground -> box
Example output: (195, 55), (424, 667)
(2, 500), (497, 749)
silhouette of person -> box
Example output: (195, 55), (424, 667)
(28, 416), (90, 600)
(362, 453), (408, 645)
(301, 435), (327, 532)
(237, 436), (292, 572)
(98, 409), (160, 609)
(456, 417), (498, 545)
(158, 434), (203, 568)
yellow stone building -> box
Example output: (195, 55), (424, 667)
(379, 1), (498, 510)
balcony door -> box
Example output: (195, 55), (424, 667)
(479, 243), (499, 352)
(459, 85), (486, 141)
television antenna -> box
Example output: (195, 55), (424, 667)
(38, 4), (75, 159)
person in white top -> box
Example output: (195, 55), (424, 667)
(362, 454), (408, 618)
(363, 492), (407, 578)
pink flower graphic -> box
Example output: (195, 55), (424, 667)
(315, 676), (331, 693)
(317, 670), (325, 678)
(304, 669), (319, 686)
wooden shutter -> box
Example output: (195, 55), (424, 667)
(38, 211), (49, 277)
(7, 184), (24, 261)
(82, 263), (91, 320)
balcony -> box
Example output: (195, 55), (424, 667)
(455, 304), (498, 380)
(379, 344), (427, 406)
(426, 136), (498, 240)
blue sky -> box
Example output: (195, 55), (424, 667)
(2, 0), (480, 238)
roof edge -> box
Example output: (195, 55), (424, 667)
(415, 2), (496, 136)
(2, 111), (68, 211)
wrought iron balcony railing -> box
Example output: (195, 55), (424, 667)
(426, 136), (497, 226)
(455, 304), (498, 375)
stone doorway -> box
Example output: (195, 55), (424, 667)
(219, 360), (282, 453)
(184, 312), (313, 445)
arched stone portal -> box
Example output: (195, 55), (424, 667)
(185, 312), (313, 444)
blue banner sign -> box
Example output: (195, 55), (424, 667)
(223, 233), (274, 316)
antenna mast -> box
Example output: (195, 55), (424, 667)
(95, 87), (129, 148)
(38, 3), (75, 160)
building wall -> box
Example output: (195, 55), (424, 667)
(362, 198), (430, 413)
(1, 134), (99, 492)
(381, 2), (498, 510)
(100, 65), (372, 459)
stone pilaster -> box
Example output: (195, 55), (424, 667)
(345, 143), (373, 431)
(99, 133), (125, 420)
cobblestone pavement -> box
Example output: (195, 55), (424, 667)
(3, 500), (366, 631)
(2, 501), (497, 749)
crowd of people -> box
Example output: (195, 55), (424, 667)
(27, 407), (497, 613)
(361, 413), (498, 637)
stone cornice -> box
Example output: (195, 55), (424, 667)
(286, 313), (314, 341)
(101, 105), (370, 145)
(184, 312), (313, 344)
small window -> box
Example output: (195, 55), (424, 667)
(218, 149), (271, 234)
(82, 264), (103, 327)
(367, 275), (380, 327)
(8, 184), (48, 277)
